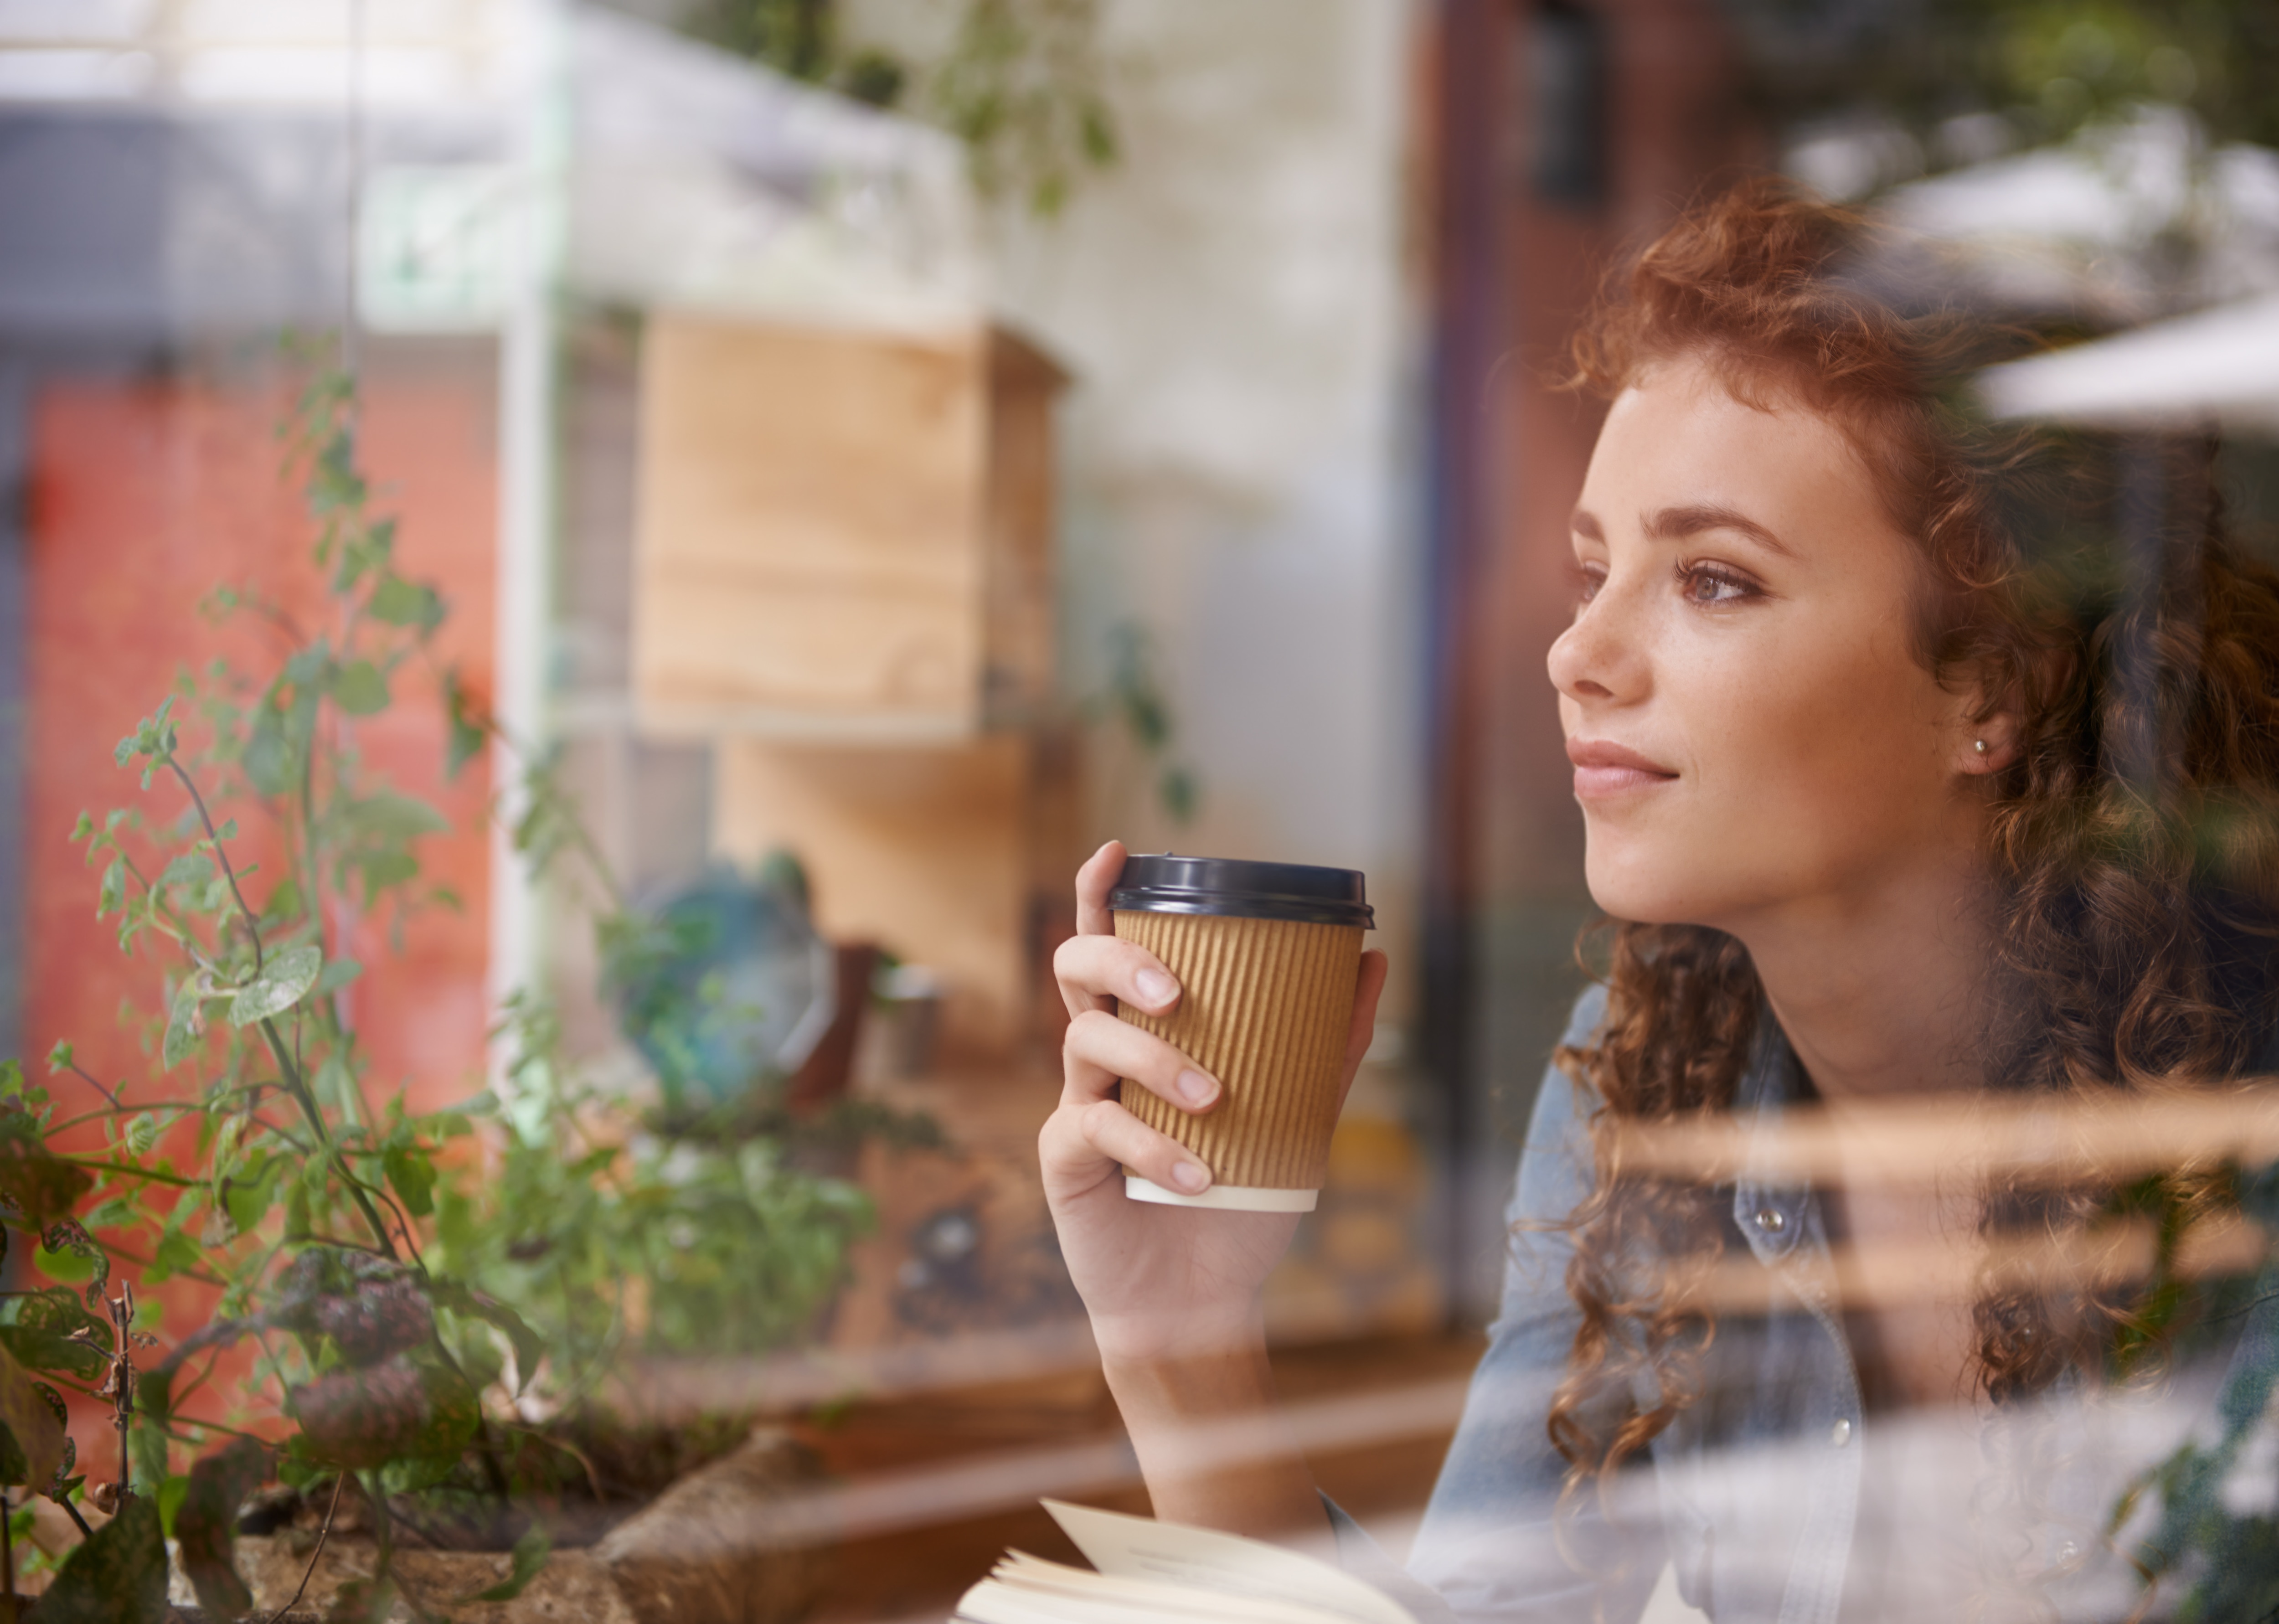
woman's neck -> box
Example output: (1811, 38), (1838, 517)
(1731, 846), (1998, 1419)
(1730, 843), (1992, 1104)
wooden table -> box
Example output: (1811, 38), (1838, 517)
(794, 1330), (1487, 1624)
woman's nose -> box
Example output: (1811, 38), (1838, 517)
(1547, 583), (1643, 704)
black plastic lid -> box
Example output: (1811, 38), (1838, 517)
(1109, 853), (1374, 929)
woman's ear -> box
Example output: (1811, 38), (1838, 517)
(1950, 661), (2025, 777)
(1955, 644), (2059, 778)
(1958, 713), (2019, 776)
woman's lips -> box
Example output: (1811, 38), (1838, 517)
(1566, 738), (1679, 800)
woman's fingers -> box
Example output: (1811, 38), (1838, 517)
(1042, 1095), (1213, 1196)
(1062, 1008), (1219, 1114)
(1055, 932), (1181, 1020)
(1062, 945), (1386, 1112)
(1335, 950), (1391, 1107)
(1074, 839), (1124, 940)
(1047, 947), (1396, 1204)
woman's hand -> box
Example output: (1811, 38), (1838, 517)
(1038, 840), (1388, 1368)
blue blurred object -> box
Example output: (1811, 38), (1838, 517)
(606, 853), (835, 1114)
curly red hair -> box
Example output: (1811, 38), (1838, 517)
(1539, 175), (2279, 1586)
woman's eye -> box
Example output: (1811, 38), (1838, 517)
(1679, 562), (1757, 604)
(1575, 563), (1606, 604)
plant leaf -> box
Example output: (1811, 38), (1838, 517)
(221, 1152), (283, 1240)
(0, 1138), (92, 1232)
(340, 791), (450, 839)
(290, 1355), (477, 1469)
(157, 852), (215, 891)
(40, 1221), (111, 1311)
(382, 1143), (436, 1219)
(0, 1336), (66, 1488)
(95, 855), (124, 918)
(443, 667), (489, 780)
(162, 980), (205, 1069)
(0, 1288), (109, 1381)
(425, 1279), (546, 1394)
(273, 1250), (434, 1366)
(156, 1471), (189, 1538)
(36, 1493), (165, 1623)
(369, 574), (445, 634)
(334, 658), (390, 715)
(243, 703), (297, 796)
(356, 847), (420, 906)
(227, 943), (322, 1027)
(130, 1421), (168, 1500)
(145, 1227), (203, 1284)
(464, 1523), (552, 1603)
(175, 1437), (268, 1618)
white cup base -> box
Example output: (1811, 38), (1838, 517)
(1124, 1175), (1319, 1213)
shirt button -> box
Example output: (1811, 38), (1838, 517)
(1754, 1206), (1787, 1233)
(1830, 1418), (1853, 1448)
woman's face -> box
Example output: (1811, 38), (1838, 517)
(1549, 352), (1987, 932)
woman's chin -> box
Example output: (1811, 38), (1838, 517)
(1583, 854), (1722, 930)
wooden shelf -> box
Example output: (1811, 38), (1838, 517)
(633, 317), (1066, 742)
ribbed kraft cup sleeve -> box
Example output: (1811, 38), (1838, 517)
(1111, 911), (1366, 1191)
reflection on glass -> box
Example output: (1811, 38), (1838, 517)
(5, 4), (2279, 1619)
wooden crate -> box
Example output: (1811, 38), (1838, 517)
(633, 315), (1065, 741)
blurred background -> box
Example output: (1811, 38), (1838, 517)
(2, 0), (2278, 1617)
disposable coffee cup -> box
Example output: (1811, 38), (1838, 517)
(1110, 853), (1374, 1213)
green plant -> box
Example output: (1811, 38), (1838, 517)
(1741, 0), (2279, 177)
(687, 0), (908, 106)
(429, 991), (878, 1381)
(0, 361), (526, 1614)
(1099, 619), (1198, 825)
(443, 802), (905, 1384)
(0, 359), (880, 1617)
(927, 0), (1118, 217)
(2102, 1162), (2279, 1621)
(686, 0), (1118, 217)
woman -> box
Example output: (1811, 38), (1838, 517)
(1039, 179), (2279, 1623)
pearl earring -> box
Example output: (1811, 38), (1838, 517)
(1974, 739), (1989, 755)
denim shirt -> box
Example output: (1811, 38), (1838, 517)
(1328, 985), (2279, 1624)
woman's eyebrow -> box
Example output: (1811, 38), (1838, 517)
(1642, 502), (1794, 558)
(1569, 507), (1604, 541)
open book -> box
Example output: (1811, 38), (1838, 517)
(953, 1500), (1418, 1624)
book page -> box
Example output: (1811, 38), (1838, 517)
(956, 1573), (1232, 1624)
(1041, 1500), (1418, 1624)
(958, 1552), (1382, 1624)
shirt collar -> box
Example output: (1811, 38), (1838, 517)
(1733, 1004), (1814, 1263)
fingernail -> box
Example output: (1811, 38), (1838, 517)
(1135, 969), (1177, 1008)
(1176, 1069), (1217, 1108)
(1172, 1160), (1210, 1192)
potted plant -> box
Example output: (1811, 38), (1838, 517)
(0, 362), (880, 1620)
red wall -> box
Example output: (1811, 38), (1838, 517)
(20, 353), (498, 1438)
